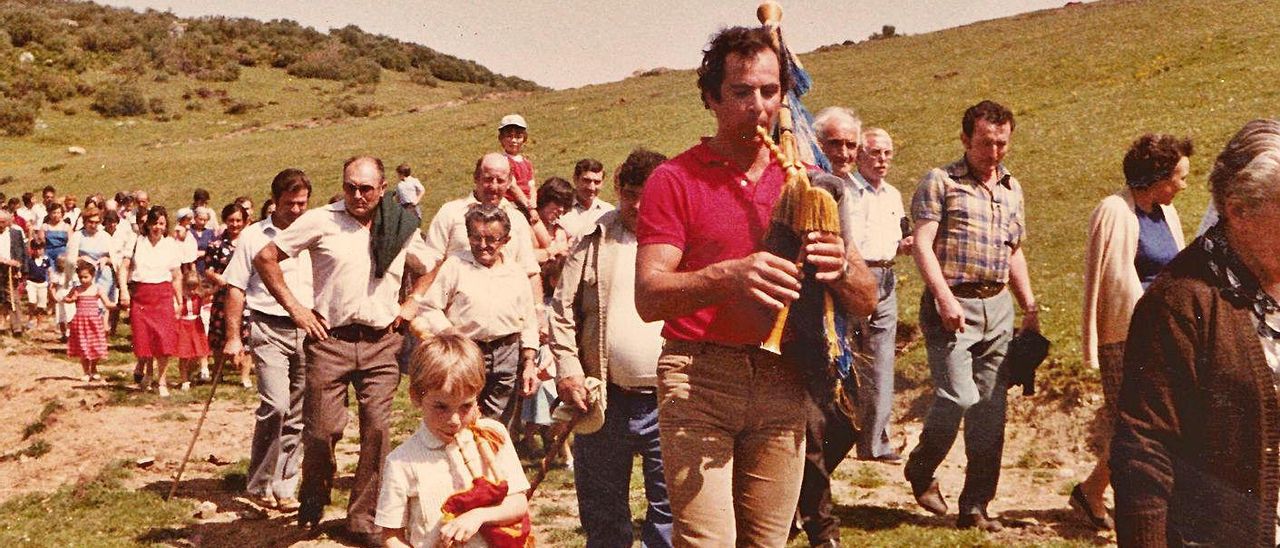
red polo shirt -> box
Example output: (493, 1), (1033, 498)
(636, 139), (786, 346)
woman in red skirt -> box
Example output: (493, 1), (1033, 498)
(118, 206), (184, 398)
(65, 261), (114, 382)
(175, 269), (211, 391)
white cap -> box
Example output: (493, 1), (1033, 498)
(498, 114), (527, 130)
(176, 207), (194, 221)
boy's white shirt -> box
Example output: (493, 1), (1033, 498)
(375, 418), (529, 548)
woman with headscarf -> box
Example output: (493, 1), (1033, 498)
(1073, 134), (1193, 529)
(1111, 119), (1280, 547)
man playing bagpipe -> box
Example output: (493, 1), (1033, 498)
(634, 21), (877, 546)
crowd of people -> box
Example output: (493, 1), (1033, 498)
(2, 22), (1279, 548)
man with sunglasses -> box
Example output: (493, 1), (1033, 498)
(254, 156), (433, 547)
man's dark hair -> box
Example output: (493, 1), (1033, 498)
(463, 204), (511, 238)
(21, 192), (33, 207)
(103, 210), (120, 225)
(962, 100), (1016, 137)
(1124, 134), (1194, 189)
(696, 26), (790, 109)
(618, 148), (668, 188)
(573, 158), (604, 179)
(536, 177), (575, 210)
(396, 163), (411, 177)
(41, 185), (55, 195)
(343, 155), (385, 183)
(270, 168), (312, 200)
(192, 188), (210, 204)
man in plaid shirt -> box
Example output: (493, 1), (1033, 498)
(903, 100), (1041, 533)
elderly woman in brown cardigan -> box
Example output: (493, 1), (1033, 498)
(1073, 134), (1192, 529)
(1111, 119), (1280, 547)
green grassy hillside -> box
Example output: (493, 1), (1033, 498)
(3, 0), (1278, 384)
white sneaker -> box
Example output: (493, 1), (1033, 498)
(198, 368), (211, 382)
(81, 375), (91, 383)
(157, 384), (170, 398)
(180, 382), (191, 391)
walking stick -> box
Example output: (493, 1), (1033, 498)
(165, 353), (227, 501)
(6, 267), (22, 334)
(525, 399), (582, 500)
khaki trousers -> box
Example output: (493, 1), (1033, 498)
(657, 340), (807, 547)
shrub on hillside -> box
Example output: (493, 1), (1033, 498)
(409, 68), (438, 88)
(148, 97), (166, 115)
(90, 82), (147, 117)
(195, 61), (240, 82)
(0, 97), (38, 136)
(79, 25), (136, 53)
(331, 96), (377, 118)
(286, 44), (380, 84)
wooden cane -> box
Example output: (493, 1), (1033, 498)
(165, 353), (227, 501)
(525, 399), (582, 500)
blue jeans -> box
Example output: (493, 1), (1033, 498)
(573, 384), (673, 548)
(855, 266), (899, 459)
(905, 289), (1013, 516)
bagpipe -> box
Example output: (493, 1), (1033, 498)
(441, 424), (534, 548)
(755, 1), (860, 422)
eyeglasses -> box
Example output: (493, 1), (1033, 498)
(343, 182), (381, 195)
(467, 235), (508, 245)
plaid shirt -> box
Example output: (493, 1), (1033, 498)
(911, 157), (1025, 285)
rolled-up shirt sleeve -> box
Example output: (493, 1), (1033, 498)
(911, 169), (947, 224)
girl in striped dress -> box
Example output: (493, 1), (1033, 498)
(65, 262), (113, 382)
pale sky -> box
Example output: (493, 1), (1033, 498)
(100, 1), (1080, 89)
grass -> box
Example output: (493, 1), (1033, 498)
(22, 398), (64, 440)
(0, 461), (192, 546)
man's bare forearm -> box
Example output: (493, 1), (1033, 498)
(828, 248), (877, 316)
(636, 248), (737, 322)
(253, 243), (304, 316)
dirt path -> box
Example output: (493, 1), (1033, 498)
(0, 337), (1115, 546)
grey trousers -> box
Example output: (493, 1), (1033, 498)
(905, 288), (1013, 517)
(299, 327), (402, 534)
(476, 334), (521, 427)
(855, 266), (899, 459)
(246, 313), (307, 500)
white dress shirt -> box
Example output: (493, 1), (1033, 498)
(224, 218), (313, 317)
(273, 201), (429, 330)
(559, 198), (615, 238)
(418, 250), (538, 350)
(422, 194), (538, 276)
(839, 172), (906, 262)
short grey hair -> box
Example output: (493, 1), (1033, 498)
(463, 204), (511, 238)
(1210, 119), (1280, 215)
(863, 127), (891, 143)
(812, 106), (863, 142)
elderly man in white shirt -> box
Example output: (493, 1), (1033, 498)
(254, 156), (431, 546)
(222, 168), (314, 512)
(840, 126), (912, 462)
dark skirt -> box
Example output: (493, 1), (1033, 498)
(130, 282), (178, 359)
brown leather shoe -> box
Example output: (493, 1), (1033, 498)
(910, 478), (948, 516)
(957, 512), (1003, 533)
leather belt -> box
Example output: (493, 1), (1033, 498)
(249, 310), (295, 326)
(950, 282), (1006, 299)
(609, 383), (657, 396)
(475, 332), (520, 352)
(329, 323), (394, 342)
(865, 260), (895, 268)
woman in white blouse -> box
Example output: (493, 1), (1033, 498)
(118, 206), (184, 397)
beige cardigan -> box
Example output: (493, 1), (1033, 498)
(1081, 188), (1185, 368)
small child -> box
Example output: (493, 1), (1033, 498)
(498, 114), (537, 214)
(24, 239), (50, 329)
(377, 333), (532, 548)
(64, 262), (113, 382)
(414, 206), (539, 425)
(174, 270), (211, 391)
